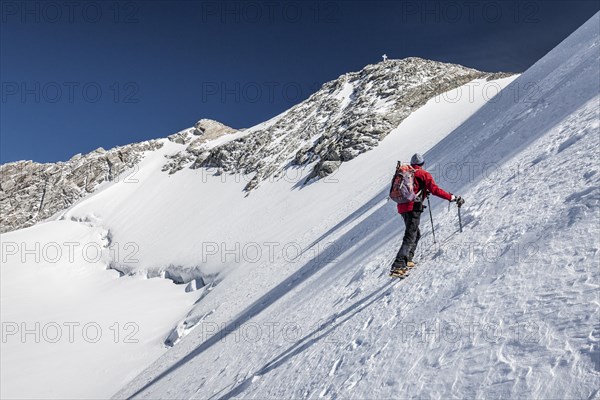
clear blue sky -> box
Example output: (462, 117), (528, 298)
(1, 0), (598, 163)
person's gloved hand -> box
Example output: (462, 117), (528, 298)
(451, 195), (465, 207)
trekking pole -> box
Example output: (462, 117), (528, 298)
(427, 196), (436, 244)
(457, 204), (463, 233)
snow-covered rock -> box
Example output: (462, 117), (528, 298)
(0, 140), (163, 233)
(110, 12), (598, 400)
(0, 72), (518, 398)
(1, 12), (598, 400)
(0, 61), (511, 234)
(169, 58), (512, 190)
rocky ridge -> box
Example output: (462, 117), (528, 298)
(163, 58), (513, 191)
(0, 141), (162, 233)
(0, 58), (513, 233)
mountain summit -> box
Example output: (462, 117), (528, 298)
(164, 58), (511, 190)
(2, 13), (599, 400)
(0, 58), (512, 233)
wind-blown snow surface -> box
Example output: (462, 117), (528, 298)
(111, 13), (599, 400)
(0, 78), (515, 399)
(0, 73), (514, 399)
(2, 14), (598, 400)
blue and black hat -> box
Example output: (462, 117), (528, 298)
(411, 153), (425, 166)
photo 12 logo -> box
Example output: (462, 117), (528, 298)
(397, 320), (541, 344)
(2, 321), (140, 344)
(198, 1), (340, 24)
(197, 319), (340, 345)
(434, 81), (542, 105)
(1, 81), (140, 104)
(1, 1), (140, 24)
(398, 0), (540, 24)
(1, 240), (140, 266)
(200, 240), (340, 265)
(200, 81), (322, 105)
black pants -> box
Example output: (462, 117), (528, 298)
(396, 210), (422, 262)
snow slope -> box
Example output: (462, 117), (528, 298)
(112, 12), (600, 400)
(0, 79), (515, 398)
(1, 12), (598, 400)
(0, 222), (197, 399)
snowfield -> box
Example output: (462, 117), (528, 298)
(0, 221), (197, 399)
(1, 12), (599, 400)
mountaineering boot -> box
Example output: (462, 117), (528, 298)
(390, 268), (408, 278)
(390, 267), (409, 278)
(389, 257), (408, 278)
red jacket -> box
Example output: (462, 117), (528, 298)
(397, 165), (452, 214)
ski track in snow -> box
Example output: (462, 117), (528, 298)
(113, 13), (600, 400)
(2, 13), (599, 400)
(175, 99), (599, 400)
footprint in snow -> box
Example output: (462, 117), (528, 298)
(329, 357), (343, 376)
(349, 338), (364, 350)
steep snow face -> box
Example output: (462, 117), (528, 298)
(112, 13), (599, 400)
(0, 77), (516, 398)
(2, 13), (598, 400)
(52, 75), (516, 284)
